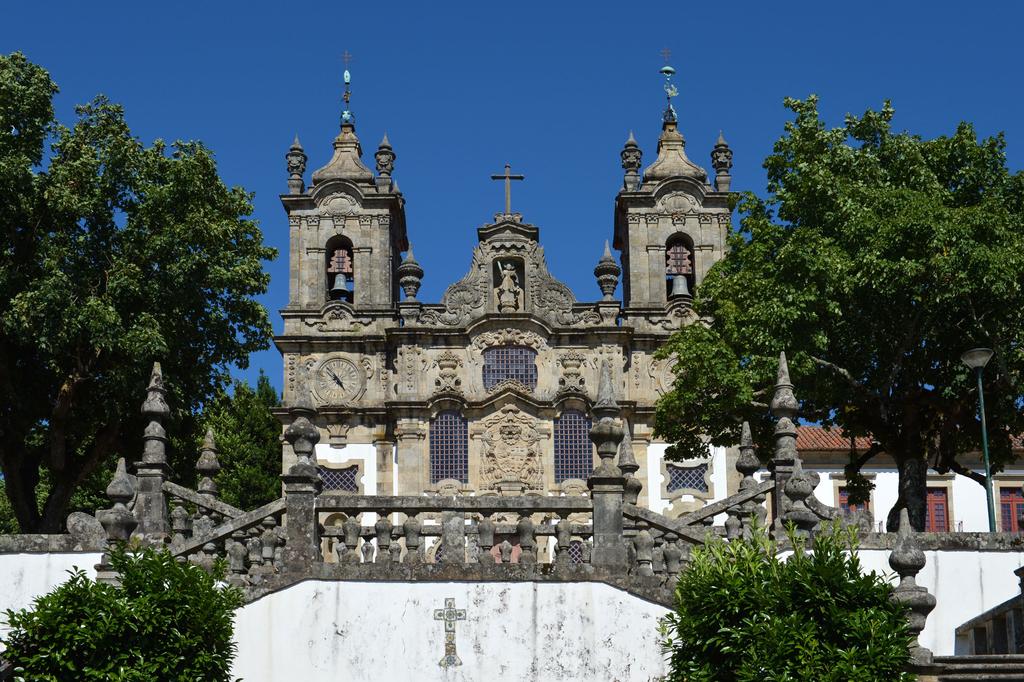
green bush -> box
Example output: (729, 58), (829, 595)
(2, 545), (244, 681)
(661, 525), (913, 682)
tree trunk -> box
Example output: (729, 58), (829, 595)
(886, 453), (927, 532)
(2, 450), (42, 532)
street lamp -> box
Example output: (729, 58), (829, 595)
(961, 348), (995, 532)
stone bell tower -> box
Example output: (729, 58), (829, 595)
(612, 63), (733, 325)
(279, 68), (408, 316)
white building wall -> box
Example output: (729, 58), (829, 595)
(645, 442), (727, 523)
(859, 549), (1024, 656)
(316, 442), (377, 494)
(231, 581), (670, 682)
(0, 552), (101, 651)
(0, 549), (1021, 660)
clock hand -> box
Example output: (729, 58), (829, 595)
(325, 366), (345, 389)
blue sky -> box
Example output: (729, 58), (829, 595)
(3, 2), (1022, 392)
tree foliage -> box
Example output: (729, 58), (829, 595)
(2, 545), (244, 681)
(661, 526), (913, 681)
(201, 371), (282, 511)
(0, 52), (275, 531)
(655, 96), (1024, 529)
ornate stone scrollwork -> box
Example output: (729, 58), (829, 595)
(318, 192), (359, 217)
(303, 303), (372, 334)
(471, 328), (548, 351)
(479, 406), (542, 490)
(657, 192), (697, 215)
(648, 356), (675, 396)
(418, 251), (489, 327)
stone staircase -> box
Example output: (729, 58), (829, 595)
(935, 655), (1024, 681)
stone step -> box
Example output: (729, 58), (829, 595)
(935, 654), (1024, 681)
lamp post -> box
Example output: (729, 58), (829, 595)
(961, 348), (996, 532)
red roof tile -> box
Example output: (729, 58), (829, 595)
(796, 426), (872, 452)
(796, 425), (1023, 452)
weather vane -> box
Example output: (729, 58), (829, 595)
(659, 48), (678, 123)
(341, 51), (354, 124)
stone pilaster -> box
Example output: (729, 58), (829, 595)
(395, 419), (426, 495)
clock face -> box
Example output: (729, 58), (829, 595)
(312, 357), (363, 406)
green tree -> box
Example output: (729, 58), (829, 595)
(0, 52), (275, 532)
(200, 371), (283, 511)
(655, 96), (1024, 530)
(661, 526), (913, 681)
(2, 545), (243, 681)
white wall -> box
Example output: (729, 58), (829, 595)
(232, 581), (670, 682)
(0, 548), (1020, 662)
(812, 467), (995, 533)
(859, 549), (1024, 656)
(316, 443), (377, 494)
(0, 552), (101, 651)
(646, 442), (727, 524)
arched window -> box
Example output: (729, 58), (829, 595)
(665, 233), (695, 299)
(482, 346), (538, 390)
(326, 236), (354, 302)
(553, 409), (593, 482)
(429, 411), (469, 484)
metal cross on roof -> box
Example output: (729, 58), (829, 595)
(490, 163), (525, 216)
(433, 597), (467, 667)
(660, 47), (672, 63)
(342, 50), (353, 66)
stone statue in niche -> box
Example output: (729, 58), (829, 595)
(479, 406), (541, 490)
(493, 260), (524, 312)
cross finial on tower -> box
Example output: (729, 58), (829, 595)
(490, 163), (525, 216)
(342, 50), (353, 67)
(660, 47), (672, 63)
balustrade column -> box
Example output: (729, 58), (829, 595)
(588, 359), (628, 569)
(441, 511), (467, 565)
(281, 384), (323, 571)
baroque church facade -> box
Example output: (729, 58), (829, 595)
(275, 70), (737, 520)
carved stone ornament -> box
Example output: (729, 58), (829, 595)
(311, 356), (365, 406)
(557, 350), (586, 394)
(479, 405), (542, 490)
(433, 350), (464, 396)
(648, 356), (675, 396)
(318, 192), (359, 217)
(303, 302), (372, 333)
(419, 238), (600, 328)
(657, 192), (697, 215)
(471, 328), (548, 351)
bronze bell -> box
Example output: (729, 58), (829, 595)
(330, 272), (350, 300)
(669, 274), (691, 299)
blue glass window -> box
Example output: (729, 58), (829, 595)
(666, 463), (709, 493)
(318, 465), (359, 492)
(554, 410), (593, 482)
(429, 411), (469, 484)
(483, 346), (538, 390)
